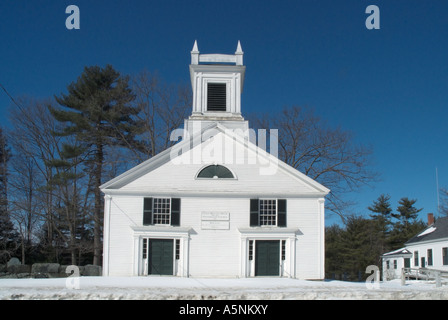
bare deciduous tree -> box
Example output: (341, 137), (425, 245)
(8, 97), (93, 264)
(131, 70), (191, 159)
(250, 106), (378, 221)
(440, 188), (448, 217)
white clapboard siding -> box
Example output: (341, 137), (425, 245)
(120, 132), (319, 196)
(106, 196), (142, 276)
(182, 197), (246, 277)
(103, 126), (328, 279)
(105, 194), (325, 279)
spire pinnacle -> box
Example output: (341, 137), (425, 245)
(235, 40), (243, 54)
(235, 41), (243, 65)
(191, 40), (199, 65)
(192, 40), (199, 53)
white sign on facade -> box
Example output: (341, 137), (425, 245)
(201, 211), (230, 230)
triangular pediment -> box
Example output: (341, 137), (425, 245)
(101, 123), (330, 197)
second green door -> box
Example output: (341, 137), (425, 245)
(148, 239), (174, 275)
(255, 240), (280, 276)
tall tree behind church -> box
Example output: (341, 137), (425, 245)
(50, 65), (143, 265)
(0, 127), (18, 263)
(250, 106), (377, 221)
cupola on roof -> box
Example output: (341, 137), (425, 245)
(185, 41), (248, 135)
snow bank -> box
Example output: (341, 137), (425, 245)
(1, 276), (447, 300)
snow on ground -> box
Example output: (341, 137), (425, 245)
(1, 276), (447, 300)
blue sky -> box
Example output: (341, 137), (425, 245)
(1, 0), (447, 225)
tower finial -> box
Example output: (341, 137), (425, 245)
(235, 40), (243, 65)
(235, 40), (243, 54)
(192, 40), (199, 53)
(191, 40), (199, 65)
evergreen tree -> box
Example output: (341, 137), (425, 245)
(326, 216), (380, 281)
(389, 197), (425, 250)
(368, 194), (393, 254)
(393, 197), (422, 225)
(325, 224), (344, 279)
(50, 65), (143, 265)
(368, 194), (393, 220)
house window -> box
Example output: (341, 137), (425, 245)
(443, 248), (448, 265)
(427, 249), (433, 266)
(260, 199), (277, 226)
(386, 261), (390, 269)
(153, 198), (171, 225)
(250, 199), (287, 227)
(414, 251), (419, 267)
(143, 197), (181, 226)
(197, 165), (234, 179)
(393, 260), (397, 269)
(207, 83), (227, 111)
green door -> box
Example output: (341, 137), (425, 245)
(148, 239), (174, 275)
(255, 240), (280, 276)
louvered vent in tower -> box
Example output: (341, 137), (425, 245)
(207, 83), (227, 111)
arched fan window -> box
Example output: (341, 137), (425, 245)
(197, 165), (234, 179)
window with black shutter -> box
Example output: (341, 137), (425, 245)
(207, 83), (226, 111)
(142, 197), (181, 226)
(249, 199), (287, 227)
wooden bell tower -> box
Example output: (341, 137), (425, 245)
(185, 41), (248, 134)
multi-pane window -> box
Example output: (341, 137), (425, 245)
(250, 199), (286, 227)
(143, 197), (181, 226)
(259, 199), (277, 226)
(414, 251), (419, 267)
(427, 249), (433, 266)
(281, 240), (286, 261)
(175, 239), (180, 260)
(153, 198), (171, 225)
(443, 248), (448, 265)
(248, 240), (254, 261)
(142, 238), (148, 259)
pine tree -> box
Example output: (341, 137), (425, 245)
(389, 197), (425, 250)
(50, 65), (143, 265)
(368, 194), (393, 220)
(368, 194), (393, 254)
(393, 197), (422, 225)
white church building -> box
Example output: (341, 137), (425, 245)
(100, 42), (330, 279)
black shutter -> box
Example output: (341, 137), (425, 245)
(171, 198), (181, 227)
(277, 199), (287, 227)
(250, 199), (259, 227)
(143, 198), (153, 225)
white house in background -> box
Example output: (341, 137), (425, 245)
(382, 214), (448, 280)
(100, 41), (330, 279)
